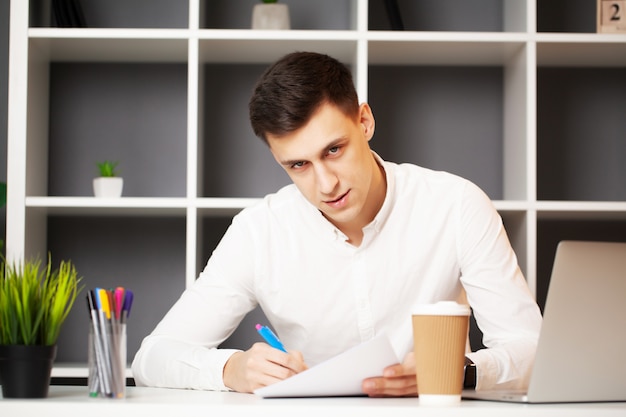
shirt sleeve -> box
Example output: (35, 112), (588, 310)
(131, 214), (258, 390)
(456, 181), (543, 391)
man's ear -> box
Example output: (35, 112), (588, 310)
(359, 102), (376, 141)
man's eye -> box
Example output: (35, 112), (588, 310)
(291, 161), (306, 169)
(328, 146), (340, 155)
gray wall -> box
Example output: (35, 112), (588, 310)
(1, 0), (9, 251)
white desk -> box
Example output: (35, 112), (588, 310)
(1, 386), (625, 417)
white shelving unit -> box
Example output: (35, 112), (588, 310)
(7, 0), (626, 378)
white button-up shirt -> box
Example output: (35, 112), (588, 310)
(132, 157), (542, 392)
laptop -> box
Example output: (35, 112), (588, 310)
(463, 240), (626, 403)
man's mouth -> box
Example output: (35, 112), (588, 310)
(324, 190), (350, 208)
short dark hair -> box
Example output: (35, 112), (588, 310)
(249, 51), (359, 143)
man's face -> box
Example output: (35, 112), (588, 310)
(267, 102), (383, 235)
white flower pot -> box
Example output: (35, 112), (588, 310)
(93, 177), (123, 198)
(251, 3), (290, 30)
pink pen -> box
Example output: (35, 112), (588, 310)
(114, 287), (125, 321)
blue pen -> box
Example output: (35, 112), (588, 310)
(255, 324), (287, 352)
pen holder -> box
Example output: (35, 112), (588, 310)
(88, 322), (127, 398)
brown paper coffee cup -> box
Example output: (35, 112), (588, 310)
(412, 301), (470, 405)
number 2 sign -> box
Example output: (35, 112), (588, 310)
(598, 0), (626, 32)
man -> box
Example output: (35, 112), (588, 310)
(132, 52), (542, 396)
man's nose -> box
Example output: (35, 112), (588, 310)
(315, 163), (339, 195)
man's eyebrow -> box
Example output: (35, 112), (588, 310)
(279, 158), (303, 167)
(278, 137), (346, 167)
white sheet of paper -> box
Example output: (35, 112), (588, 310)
(253, 334), (400, 398)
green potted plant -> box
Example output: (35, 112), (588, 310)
(0, 256), (83, 398)
(93, 160), (123, 198)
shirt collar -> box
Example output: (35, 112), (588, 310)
(369, 151), (395, 234)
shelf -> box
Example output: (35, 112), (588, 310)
(198, 30), (359, 64)
(28, 22), (626, 68)
(202, 0), (356, 31)
(367, 0), (524, 33)
(44, 61), (188, 199)
(25, 197), (259, 216)
(536, 0), (599, 34)
(46, 214), (187, 363)
(26, 197), (188, 216)
(25, 197), (534, 218)
(196, 198), (259, 216)
(369, 64), (506, 200)
(29, 29), (189, 62)
(30, 0), (189, 29)
(537, 66), (625, 202)
(536, 202), (626, 220)
(8, 0), (626, 379)
(368, 32), (527, 66)
(493, 200), (532, 212)
(536, 33), (626, 67)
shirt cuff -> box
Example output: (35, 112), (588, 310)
(181, 347), (242, 391)
(465, 350), (495, 391)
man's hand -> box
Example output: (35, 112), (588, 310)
(362, 352), (418, 397)
(223, 342), (307, 393)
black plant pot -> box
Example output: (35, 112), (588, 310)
(0, 344), (57, 398)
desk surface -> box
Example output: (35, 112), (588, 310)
(1, 386), (625, 417)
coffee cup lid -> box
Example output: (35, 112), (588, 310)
(413, 301), (471, 316)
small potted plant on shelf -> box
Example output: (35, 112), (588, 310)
(0, 255), (83, 398)
(93, 160), (123, 198)
(251, 0), (291, 30)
